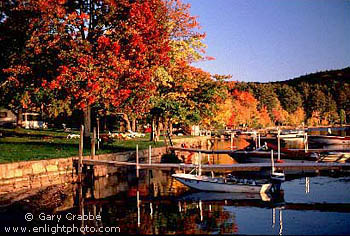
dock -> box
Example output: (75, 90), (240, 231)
(78, 159), (350, 172)
(169, 147), (236, 154)
(169, 147), (350, 154)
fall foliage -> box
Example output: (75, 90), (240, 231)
(0, 0), (349, 135)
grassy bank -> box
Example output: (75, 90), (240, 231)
(0, 128), (189, 163)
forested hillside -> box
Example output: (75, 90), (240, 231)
(216, 67), (350, 128)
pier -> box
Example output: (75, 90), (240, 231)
(77, 159), (350, 172)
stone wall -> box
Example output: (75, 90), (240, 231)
(0, 158), (76, 195)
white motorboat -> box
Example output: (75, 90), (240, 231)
(173, 145), (285, 194)
(172, 173), (281, 193)
(278, 130), (306, 140)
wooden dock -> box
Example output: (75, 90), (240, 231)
(169, 146), (350, 154)
(169, 147), (237, 154)
(78, 159), (350, 172)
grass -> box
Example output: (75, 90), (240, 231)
(0, 127), (182, 163)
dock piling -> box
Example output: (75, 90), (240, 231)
(96, 118), (100, 150)
(78, 125), (84, 182)
(148, 145), (152, 165)
(136, 144), (139, 178)
(277, 129), (281, 161)
(91, 127), (96, 160)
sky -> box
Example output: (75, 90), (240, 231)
(182, 0), (350, 82)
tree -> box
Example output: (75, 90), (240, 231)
(288, 107), (305, 126)
(229, 89), (260, 128)
(148, 0), (221, 140)
(271, 99), (289, 126)
(2, 0), (170, 140)
(251, 83), (278, 113)
(340, 109), (346, 125)
(0, 0), (45, 126)
(275, 84), (303, 113)
(258, 106), (272, 127)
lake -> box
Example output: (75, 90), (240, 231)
(1, 132), (350, 235)
(1, 168), (349, 235)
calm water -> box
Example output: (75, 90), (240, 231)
(1, 169), (350, 235)
(1, 132), (350, 235)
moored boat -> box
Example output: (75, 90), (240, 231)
(308, 135), (350, 145)
(279, 130), (306, 140)
(172, 173), (274, 193)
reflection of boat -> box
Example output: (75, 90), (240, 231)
(178, 191), (272, 202)
(172, 173), (283, 194)
(308, 135), (350, 145)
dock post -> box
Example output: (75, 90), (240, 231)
(198, 152), (202, 176)
(91, 127), (96, 160)
(136, 144), (139, 178)
(271, 150), (275, 173)
(148, 145), (152, 165)
(277, 129), (281, 161)
(96, 118), (100, 150)
(304, 132), (308, 153)
(230, 133), (233, 150)
(78, 125), (84, 182)
(137, 190), (140, 227)
(258, 133), (261, 148)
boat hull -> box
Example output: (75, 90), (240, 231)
(308, 135), (350, 145)
(172, 173), (272, 193)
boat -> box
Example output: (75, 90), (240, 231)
(172, 173), (275, 193)
(172, 142), (285, 194)
(308, 135), (350, 145)
(265, 143), (319, 161)
(278, 130), (306, 140)
(229, 143), (319, 162)
(268, 129), (306, 139)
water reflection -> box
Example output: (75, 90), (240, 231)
(1, 168), (349, 234)
(67, 169), (350, 235)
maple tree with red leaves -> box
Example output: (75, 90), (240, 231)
(1, 0), (170, 138)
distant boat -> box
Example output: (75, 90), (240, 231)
(308, 135), (350, 145)
(229, 143), (319, 162)
(279, 130), (305, 140)
(268, 129), (306, 139)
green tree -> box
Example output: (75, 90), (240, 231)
(340, 109), (346, 125)
(275, 84), (303, 113)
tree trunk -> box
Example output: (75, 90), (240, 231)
(156, 116), (161, 140)
(132, 118), (136, 132)
(121, 113), (131, 131)
(163, 118), (169, 150)
(83, 105), (91, 141)
(103, 111), (107, 131)
(16, 108), (23, 128)
(169, 119), (173, 136)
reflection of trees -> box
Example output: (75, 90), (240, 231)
(98, 199), (237, 234)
